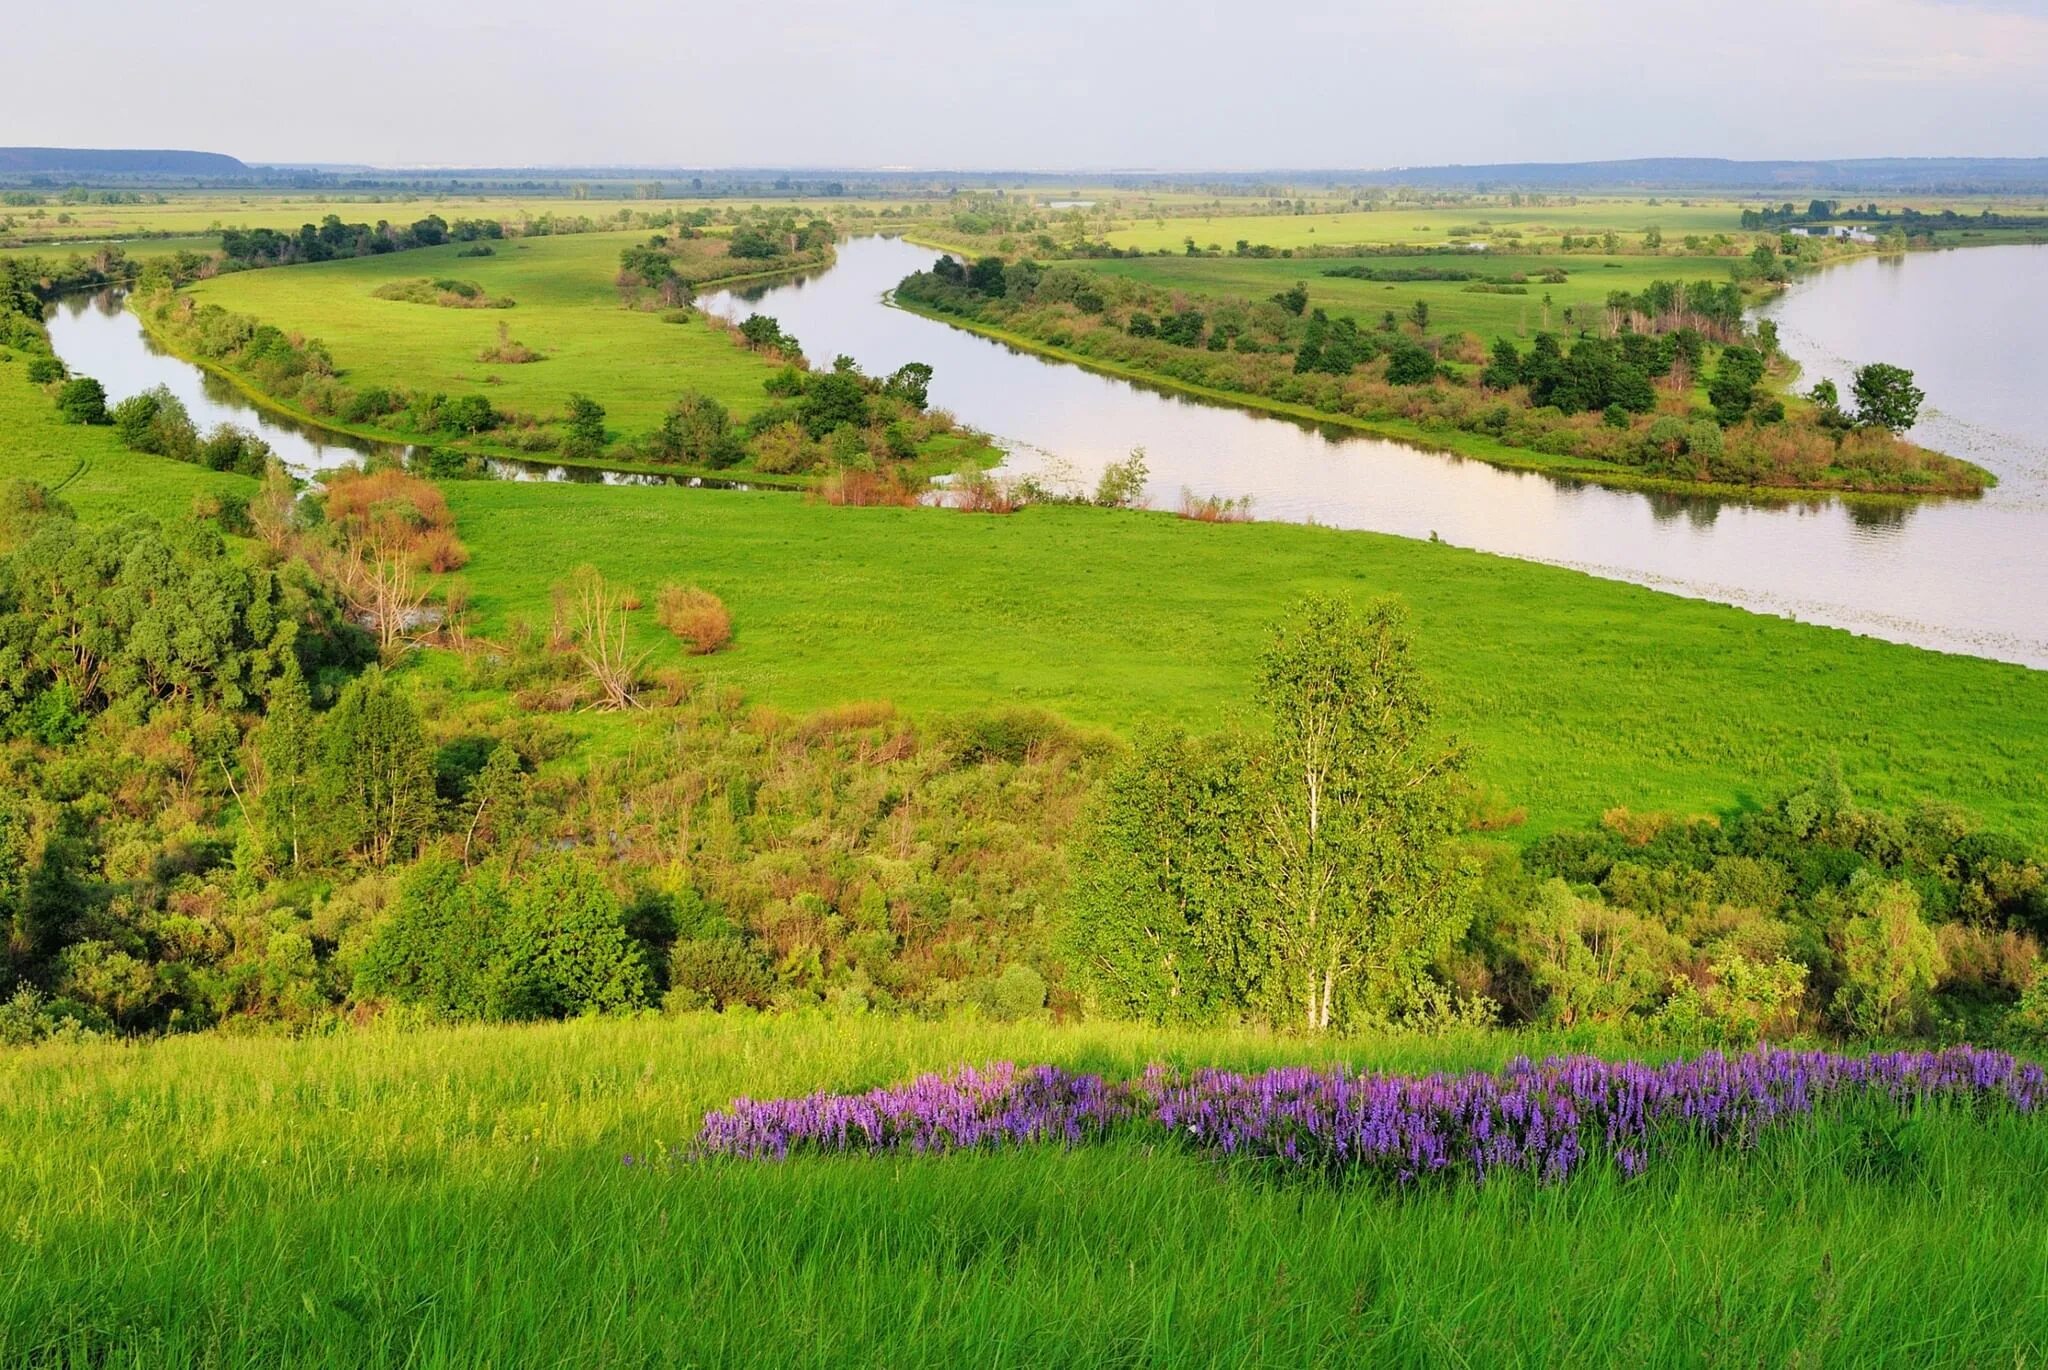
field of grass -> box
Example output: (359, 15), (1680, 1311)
(1104, 198), (1750, 252)
(5, 1012), (2045, 1365)
(440, 482), (2048, 842)
(1076, 251), (1738, 344)
(0, 234), (223, 263)
(183, 233), (792, 434)
(0, 193), (910, 243)
(0, 347), (254, 521)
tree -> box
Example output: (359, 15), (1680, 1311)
(1384, 340), (1438, 386)
(564, 394), (606, 446)
(1064, 726), (1254, 1024)
(314, 668), (437, 866)
(1851, 363), (1924, 433)
(1832, 879), (1945, 1036)
(558, 565), (646, 710)
(1407, 299), (1430, 331)
(882, 362), (933, 409)
(256, 658), (317, 869)
(1247, 596), (1469, 1030)
(1481, 338), (1522, 391)
(1271, 282), (1308, 316)
(55, 377), (109, 425)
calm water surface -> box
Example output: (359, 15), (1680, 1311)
(38, 291), (728, 489)
(702, 237), (2048, 668)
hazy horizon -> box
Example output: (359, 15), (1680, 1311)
(14, 0), (2048, 171)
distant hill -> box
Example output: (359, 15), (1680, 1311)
(1366, 157), (2048, 194)
(0, 147), (250, 178)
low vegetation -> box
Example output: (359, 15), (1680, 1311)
(895, 255), (1988, 495)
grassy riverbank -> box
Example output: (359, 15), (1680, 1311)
(181, 232), (792, 431)
(6, 1013), (2047, 1366)
(887, 294), (1972, 503)
(442, 479), (2048, 843)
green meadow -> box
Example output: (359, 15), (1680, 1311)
(1103, 198), (1749, 252)
(5, 1013), (2046, 1366)
(182, 232), (793, 432)
(440, 479), (2048, 842)
(0, 192), (907, 243)
(1076, 251), (1736, 344)
(0, 345), (252, 519)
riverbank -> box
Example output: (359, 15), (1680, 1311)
(106, 233), (1000, 487)
(887, 293), (1980, 506)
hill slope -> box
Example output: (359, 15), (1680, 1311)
(0, 147), (249, 178)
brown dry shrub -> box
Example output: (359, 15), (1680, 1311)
(409, 527), (469, 573)
(1176, 488), (1253, 523)
(656, 583), (732, 655)
(817, 468), (924, 507)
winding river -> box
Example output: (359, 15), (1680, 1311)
(39, 238), (2048, 667)
(701, 237), (2048, 668)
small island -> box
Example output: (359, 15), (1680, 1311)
(893, 246), (1991, 498)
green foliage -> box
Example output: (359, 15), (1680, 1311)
(646, 392), (745, 468)
(0, 513), (343, 720)
(313, 669), (438, 867)
(357, 856), (653, 1020)
(1065, 726), (1253, 1025)
(1833, 880), (1946, 1037)
(1383, 340), (1439, 386)
(1069, 596), (1469, 1031)
(1851, 363), (1925, 434)
(55, 377), (109, 425)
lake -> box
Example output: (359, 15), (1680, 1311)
(701, 237), (2048, 668)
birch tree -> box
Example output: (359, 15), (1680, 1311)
(1249, 595), (1469, 1031)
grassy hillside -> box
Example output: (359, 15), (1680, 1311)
(5, 1013), (2045, 1365)
(182, 233), (791, 432)
(443, 481), (2048, 840)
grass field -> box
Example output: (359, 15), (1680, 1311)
(1075, 251), (1739, 344)
(5, 1012), (2045, 1365)
(1103, 198), (1750, 252)
(0, 347), (254, 521)
(0, 193), (915, 243)
(183, 233), (792, 433)
(440, 481), (2048, 842)
(0, 234), (223, 263)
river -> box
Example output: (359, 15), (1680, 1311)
(700, 236), (2048, 669)
(37, 290), (727, 489)
(39, 241), (2048, 668)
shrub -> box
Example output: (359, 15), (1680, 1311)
(25, 354), (66, 384)
(55, 376), (110, 424)
(1834, 880), (1946, 1037)
(656, 584), (732, 654)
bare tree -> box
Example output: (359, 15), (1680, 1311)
(559, 565), (647, 710)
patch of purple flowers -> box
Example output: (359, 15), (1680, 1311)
(696, 1046), (2044, 1186)
(696, 1062), (1134, 1160)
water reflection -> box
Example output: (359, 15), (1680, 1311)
(700, 237), (2046, 667)
(42, 289), (393, 473)
(40, 290), (750, 491)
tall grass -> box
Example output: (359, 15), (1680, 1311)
(4, 1013), (2046, 1365)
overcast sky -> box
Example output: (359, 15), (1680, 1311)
(14, 0), (2048, 169)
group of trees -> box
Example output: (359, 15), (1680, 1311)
(1069, 596), (1472, 1031)
(888, 253), (1981, 495)
(220, 214), (504, 269)
(1068, 595), (2048, 1041)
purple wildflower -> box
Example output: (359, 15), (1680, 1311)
(694, 1046), (2045, 1188)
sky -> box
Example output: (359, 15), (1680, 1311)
(13, 0), (2048, 170)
